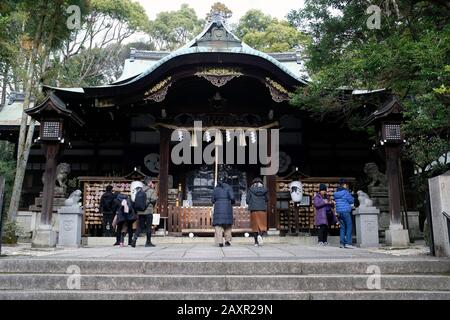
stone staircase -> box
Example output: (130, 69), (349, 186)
(0, 258), (449, 300)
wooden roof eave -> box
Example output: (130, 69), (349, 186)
(25, 93), (85, 127)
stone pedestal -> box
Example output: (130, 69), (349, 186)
(354, 206), (380, 248)
(30, 192), (67, 234)
(32, 224), (57, 248)
(58, 206), (83, 248)
(385, 223), (410, 247)
(428, 172), (450, 257)
(368, 186), (389, 232)
(406, 211), (421, 241)
(267, 228), (280, 236)
(16, 211), (37, 240)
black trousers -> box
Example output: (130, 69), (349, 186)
(102, 212), (114, 237)
(318, 224), (328, 243)
(116, 220), (134, 244)
(135, 214), (153, 239)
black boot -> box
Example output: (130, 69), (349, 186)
(113, 232), (120, 246)
(128, 232), (134, 247)
(145, 232), (155, 247)
(120, 233), (126, 247)
(131, 234), (138, 248)
(254, 232), (259, 246)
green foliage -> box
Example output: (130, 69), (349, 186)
(289, 0), (450, 183)
(235, 9), (274, 38)
(235, 10), (309, 53)
(1, 219), (22, 245)
(242, 21), (309, 53)
(0, 141), (15, 210)
(90, 0), (148, 31)
(147, 4), (204, 51)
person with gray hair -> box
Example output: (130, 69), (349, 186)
(131, 177), (158, 247)
(247, 177), (268, 247)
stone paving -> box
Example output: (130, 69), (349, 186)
(0, 241), (438, 261)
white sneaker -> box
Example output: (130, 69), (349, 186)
(318, 242), (324, 246)
(344, 244), (356, 249)
(323, 242), (328, 246)
(257, 235), (263, 246)
(254, 243), (259, 247)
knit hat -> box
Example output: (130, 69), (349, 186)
(339, 178), (347, 185)
(319, 183), (327, 191)
(252, 177), (263, 185)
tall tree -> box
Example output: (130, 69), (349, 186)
(206, 2), (232, 21)
(289, 0), (450, 190)
(235, 9), (309, 53)
(147, 4), (203, 51)
(50, 0), (149, 87)
(235, 9), (274, 38)
(7, 0), (88, 221)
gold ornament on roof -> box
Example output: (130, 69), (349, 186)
(144, 77), (172, 102)
(195, 68), (243, 87)
(265, 77), (292, 103)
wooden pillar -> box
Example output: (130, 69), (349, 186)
(159, 128), (170, 220)
(385, 145), (402, 226)
(0, 176), (5, 255)
(267, 129), (277, 229)
(40, 143), (60, 225)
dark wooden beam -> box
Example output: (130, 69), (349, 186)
(40, 143), (60, 225)
(267, 129), (277, 229)
(385, 145), (402, 226)
(159, 128), (170, 219)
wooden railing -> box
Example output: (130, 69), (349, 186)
(168, 205), (251, 233)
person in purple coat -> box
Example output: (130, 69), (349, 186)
(313, 184), (335, 246)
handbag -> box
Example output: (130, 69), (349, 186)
(327, 208), (338, 225)
(152, 213), (161, 226)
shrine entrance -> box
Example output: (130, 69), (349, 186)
(18, 14), (398, 244)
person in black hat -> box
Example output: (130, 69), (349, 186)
(212, 173), (235, 247)
(334, 178), (355, 248)
(100, 185), (116, 238)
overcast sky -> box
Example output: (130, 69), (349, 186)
(136, 0), (305, 24)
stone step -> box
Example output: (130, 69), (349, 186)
(81, 236), (343, 246)
(0, 290), (449, 300)
(1, 259), (449, 275)
(0, 274), (449, 292)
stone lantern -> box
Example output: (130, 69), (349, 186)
(26, 93), (84, 247)
(363, 96), (409, 247)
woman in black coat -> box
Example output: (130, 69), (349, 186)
(212, 178), (235, 247)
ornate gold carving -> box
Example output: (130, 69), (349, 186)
(195, 68), (243, 87)
(265, 77), (292, 103)
(144, 77), (172, 102)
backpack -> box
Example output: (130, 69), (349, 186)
(134, 187), (148, 212)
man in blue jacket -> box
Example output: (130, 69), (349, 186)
(334, 178), (355, 249)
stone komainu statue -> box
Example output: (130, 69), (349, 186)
(363, 162), (387, 187)
(42, 163), (71, 195)
(357, 190), (374, 207)
(64, 190), (82, 206)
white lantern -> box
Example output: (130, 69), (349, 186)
(289, 181), (303, 203)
